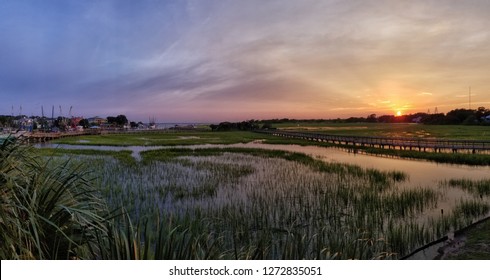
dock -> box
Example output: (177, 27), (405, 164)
(21, 129), (101, 143)
(257, 130), (490, 154)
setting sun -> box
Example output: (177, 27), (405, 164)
(396, 111), (402, 116)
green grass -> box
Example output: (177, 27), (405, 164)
(275, 123), (490, 140)
(35, 148), (136, 166)
(50, 131), (277, 146)
(362, 147), (490, 166)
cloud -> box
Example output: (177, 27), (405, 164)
(1, 0), (490, 121)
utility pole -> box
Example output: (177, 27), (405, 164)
(51, 106), (54, 130)
(10, 105), (13, 130)
(469, 86), (472, 110)
(41, 106), (44, 131)
(69, 106), (73, 129)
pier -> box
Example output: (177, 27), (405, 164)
(257, 130), (490, 154)
(20, 129), (101, 143)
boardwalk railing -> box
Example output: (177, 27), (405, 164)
(256, 130), (490, 154)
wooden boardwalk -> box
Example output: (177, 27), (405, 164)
(257, 130), (490, 154)
(22, 130), (101, 143)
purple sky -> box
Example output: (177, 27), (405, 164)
(1, 0), (490, 123)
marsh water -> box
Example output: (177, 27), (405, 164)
(37, 141), (490, 259)
(37, 141), (490, 184)
(37, 141), (490, 216)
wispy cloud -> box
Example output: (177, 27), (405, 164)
(1, 0), (490, 121)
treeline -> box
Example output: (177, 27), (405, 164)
(209, 120), (273, 131)
(419, 107), (490, 125)
(256, 107), (490, 126)
(0, 115), (17, 127)
(209, 107), (490, 132)
(370, 107), (490, 125)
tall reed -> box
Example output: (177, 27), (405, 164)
(1, 139), (109, 259)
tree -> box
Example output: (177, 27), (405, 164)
(475, 107), (488, 122)
(106, 115), (128, 127)
(106, 116), (117, 125)
(53, 117), (67, 131)
(462, 115), (477, 125)
(0, 115), (13, 127)
(217, 122), (232, 131)
(78, 119), (90, 128)
(261, 122), (273, 130)
(446, 109), (475, 124)
(421, 113), (445, 125)
(366, 114), (377, 123)
(378, 115), (394, 123)
(210, 120), (261, 131)
(115, 115), (128, 126)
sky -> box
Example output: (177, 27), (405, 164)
(1, 0), (490, 123)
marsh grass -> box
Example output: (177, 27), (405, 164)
(445, 178), (490, 197)
(453, 200), (490, 219)
(274, 123), (490, 140)
(362, 148), (490, 166)
(141, 147), (408, 183)
(25, 144), (490, 259)
(74, 147), (466, 259)
(51, 131), (278, 146)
